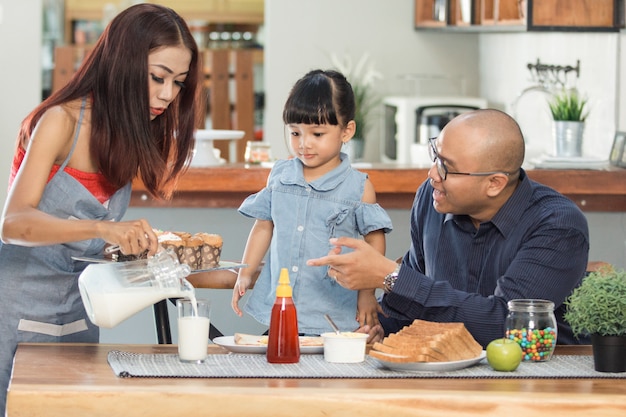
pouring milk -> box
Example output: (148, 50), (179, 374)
(78, 249), (196, 328)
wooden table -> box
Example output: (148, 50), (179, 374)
(7, 344), (626, 417)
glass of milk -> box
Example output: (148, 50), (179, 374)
(176, 298), (211, 363)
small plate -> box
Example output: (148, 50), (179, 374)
(373, 351), (486, 372)
(213, 336), (324, 354)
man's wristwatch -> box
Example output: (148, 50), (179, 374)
(383, 264), (401, 294)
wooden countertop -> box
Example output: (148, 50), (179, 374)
(131, 164), (626, 211)
(7, 343), (626, 417)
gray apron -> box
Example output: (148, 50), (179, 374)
(0, 99), (131, 413)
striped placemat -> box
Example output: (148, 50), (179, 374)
(107, 351), (626, 379)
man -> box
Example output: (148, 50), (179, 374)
(308, 109), (589, 347)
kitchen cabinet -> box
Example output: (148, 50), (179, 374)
(414, 0), (624, 32)
(64, 0), (264, 44)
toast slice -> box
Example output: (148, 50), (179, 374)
(369, 319), (482, 363)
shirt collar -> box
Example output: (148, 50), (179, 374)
(280, 153), (353, 191)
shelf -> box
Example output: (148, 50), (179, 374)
(64, 0), (264, 44)
(130, 164), (626, 211)
(414, 0), (624, 32)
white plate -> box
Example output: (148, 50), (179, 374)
(373, 351), (486, 372)
(213, 336), (324, 354)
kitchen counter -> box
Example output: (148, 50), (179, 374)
(6, 343), (626, 417)
(131, 164), (626, 211)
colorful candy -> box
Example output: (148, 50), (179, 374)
(505, 327), (556, 362)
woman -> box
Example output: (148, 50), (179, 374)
(0, 4), (201, 412)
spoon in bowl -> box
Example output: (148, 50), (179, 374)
(324, 314), (342, 335)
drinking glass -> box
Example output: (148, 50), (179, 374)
(177, 298), (211, 363)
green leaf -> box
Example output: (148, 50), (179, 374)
(548, 89), (589, 121)
(564, 266), (626, 337)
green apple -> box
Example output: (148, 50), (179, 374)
(486, 338), (523, 372)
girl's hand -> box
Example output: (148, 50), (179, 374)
(231, 276), (253, 316)
(356, 290), (382, 328)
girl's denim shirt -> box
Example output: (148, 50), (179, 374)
(238, 154), (393, 334)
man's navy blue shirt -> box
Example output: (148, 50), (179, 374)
(381, 169), (590, 347)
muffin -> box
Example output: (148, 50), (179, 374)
(195, 233), (223, 269)
(158, 232), (186, 264)
(180, 235), (203, 270)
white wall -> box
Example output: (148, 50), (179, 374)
(0, 0), (42, 209)
(263, 0), (480, 161)
(479, 32), (618, 162)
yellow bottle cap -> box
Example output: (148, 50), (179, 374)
(276, 268), (293, 298)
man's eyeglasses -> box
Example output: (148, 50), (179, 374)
(428, 137), (511, 181)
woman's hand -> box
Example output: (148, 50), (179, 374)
(97, 219), (158, 256)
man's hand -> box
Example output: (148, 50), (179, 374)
(307, 237), (398, 291)
(353, 323), (384, 344)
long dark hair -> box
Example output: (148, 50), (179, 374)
(18, 3), (201, 199)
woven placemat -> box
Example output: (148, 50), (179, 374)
(107, 351), (626, 379)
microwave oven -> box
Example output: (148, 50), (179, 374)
(381, 96), (488, 164)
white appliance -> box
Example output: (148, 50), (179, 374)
(381, 96), (488, 164)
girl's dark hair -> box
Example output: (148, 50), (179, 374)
(17, 3), (201, 199)
(283, 69), (355, 128)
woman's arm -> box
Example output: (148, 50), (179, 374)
(1, 105), (157, 255)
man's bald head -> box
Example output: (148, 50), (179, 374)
(444, 109), (525, 175)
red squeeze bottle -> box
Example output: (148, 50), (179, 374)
(267, 268), (300, 363)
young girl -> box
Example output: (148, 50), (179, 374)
(231, 69), (392, 335)
(0, 4), (200, 413)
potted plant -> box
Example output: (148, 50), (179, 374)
(564, 265), (626, 372)
(330, 52), (382, 161)
(548, 88), (589, 158)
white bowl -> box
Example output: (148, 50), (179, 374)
(321, 332), (368, 363)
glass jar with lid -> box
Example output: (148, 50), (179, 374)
(244, 141), (272, 164)
(505, 299), (558, 362)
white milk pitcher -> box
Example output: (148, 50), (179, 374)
(78, 249), (194, 328)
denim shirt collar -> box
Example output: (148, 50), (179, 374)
(279, 152), (353, 191)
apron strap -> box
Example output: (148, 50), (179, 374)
(56, 96), (87, 173)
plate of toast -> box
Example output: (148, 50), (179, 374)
(368, 319), (486, 372)
(213, 334), (324, 354)
(373, 350), (486, 372)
